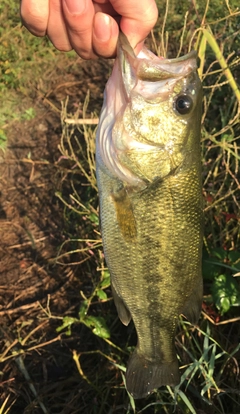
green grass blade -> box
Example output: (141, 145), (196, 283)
(202, 26), (240, 102)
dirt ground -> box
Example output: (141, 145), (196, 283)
(0, 56), (117, 413)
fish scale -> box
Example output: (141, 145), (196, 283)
(96, 32), (203, 399)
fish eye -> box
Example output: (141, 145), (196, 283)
(174, 95), (193, 115)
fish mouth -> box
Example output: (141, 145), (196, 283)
(119, 32), (197, 81)
(135, 51), (197, 80)
(119, 32), (198, 99)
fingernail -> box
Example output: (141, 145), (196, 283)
(64, 0), (86, 15)
(94, 13), (111, 42)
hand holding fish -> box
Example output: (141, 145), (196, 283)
(20, 0), (158, 59)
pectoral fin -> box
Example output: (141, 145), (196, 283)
(112, 282), (131, 326)
(112, 187), (137, 242)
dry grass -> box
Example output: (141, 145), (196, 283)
(1, 1), (240, 413)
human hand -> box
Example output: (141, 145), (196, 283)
(20, 0), (158, 59)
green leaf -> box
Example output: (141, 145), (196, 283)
(100, 271), (110, 288)
(210, 247), (227, 261)
(202, 258), (220, 281)
(96, 289), (107, 300)
(228, 251), (240, 270)
(79, 300), (88, 319)
(212, 274), (240, 314)
(202, 247), (221, 280)
(56, 316), (78, 335)
(89, 213), (99, 225)
(83, 315), (110, 339)
(219, 297), (231, 314)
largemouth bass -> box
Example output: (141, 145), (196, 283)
(96, 32), (203, 399)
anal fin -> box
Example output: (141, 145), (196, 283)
(112, 282), (131, 326)
(181, 282), (203, 325)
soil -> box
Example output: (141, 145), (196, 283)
(0, 56), (116, 413)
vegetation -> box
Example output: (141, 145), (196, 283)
(1, 0), (239, 413)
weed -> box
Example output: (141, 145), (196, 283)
(50, 1), (240, 411)
(58, 1), (240, 412)
(1, 0), (240, 413)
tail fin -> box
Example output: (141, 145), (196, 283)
(125, 349), (180, 399)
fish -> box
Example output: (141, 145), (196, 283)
(96, 32), (203, 399)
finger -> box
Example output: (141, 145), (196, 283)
(21, 0), (49, 36)
(62, 0), (97, 59)
(92, 12), (119, 58)
(110, 0), (158, 50)
(47, 0), (72, 51)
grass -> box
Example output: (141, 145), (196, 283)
(0, 0), (79, 152)
(1, 0), (240, 413)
